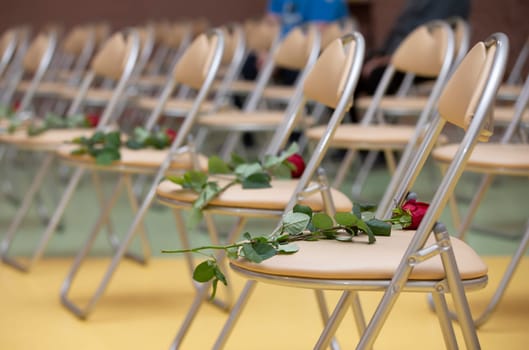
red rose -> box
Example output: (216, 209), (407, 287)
(13, 101), (21, 111)
(286, 153), (305, 178)
(401, 199), (429, 230)
(85, 113), (101, 127)
(165, 128), (177, 143)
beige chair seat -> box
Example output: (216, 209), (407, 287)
(59, 87), (123, 106)
(156, 178), (353, 212)
(261, 85), (295, 101)
(307, 124), (416, 149)
(0, 128), (94, 151)
(222, 79), (255, 94)
(356, 96), (429, 116)
(433, 143), (529, 172)
(133, 96), (217, 117)
(135, 74), (168, 88)
(231, 231), (487, 281)
(493, 105), (529, 125)
(56, 144), (208, 171)
(497, 84), (522, 102)
(16, 80), (67, 97)
(198, 110), (285, 130)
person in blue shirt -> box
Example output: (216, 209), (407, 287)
(266, 0), (349, 36)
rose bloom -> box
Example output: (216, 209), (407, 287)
(165, 128), (177, 143)
(401, 199), (429, 230)
(287, 153), (305, 178)
(85, 113), (101, 127)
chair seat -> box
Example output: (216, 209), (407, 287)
(56, 144), (208, 172)
(156, 178), (353, 212)
(133, 96), (217, 117)
(307, 124), (416, 149)
(261, 85), (295, 102)
(135, 74), (168, 88)
(231, 231), (487, 281)
(0, 128), (94, 151)
(59, 87), (123, 106)
(16, 80), (66, 97)
(433, 143), (529, 173)
(198, 110), (285, 130)
(221, 79), (255, 94)
(356, 96), (428, 116)
(493, 105), (529, 125)
(497, 84), (522, 102)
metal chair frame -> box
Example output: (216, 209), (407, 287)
(212, 32), (509, 350)
(1, 30), (142, 272)
(155, 31), (366, 349)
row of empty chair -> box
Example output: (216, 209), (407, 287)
(0, 17), (528, 349)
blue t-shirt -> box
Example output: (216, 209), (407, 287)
(267, 0), (348, 35)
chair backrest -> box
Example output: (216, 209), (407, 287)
(243, 25), (321, 112)
(361, 21), (455, 126)
(0, 28), (18, 78)
(66, 30), (141, 128)
(265, 32), (365, 213)
(244, 18), (280, 53)
(320, 18), (356, 50)
(378, 33), (509, 221)
(449, 17), (471, 70)
(140, 28), (225, 134)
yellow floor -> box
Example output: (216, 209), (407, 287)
(0, 257), (528, 349)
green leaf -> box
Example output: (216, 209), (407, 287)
(183, 171), (208, 192)
(334, 212), (357, 226)
(366, 218), (392, 236)
(104, 131), (121, 148)
(241, 172), (271, 189)
(234, 162), (263, 178)
(312, 213), (334, 230)
(242, 243), (264, 263)
(166, 175), (185, 185)
(95, 150), (120, 165)
(251, 241), (277, 261)
(194, 182), (222, 209)
(193, 260), (216, 282)
(186, 207), (203, 228)
(293, 204), (312, 218)
(125, 139), (143, 149)
(208, 156), (231, 174)
(268, 162), (292, 178)
(277, 243), (299, 254)
(281, 212), (311, 235)
(230, 153), (246, 167)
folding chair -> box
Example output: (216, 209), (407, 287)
(431, 70), (529, 327)
(198, 25), (321, 160)
(55, 29), (225, 319)
(0, 30), (142, 272)
(212, 32), (508, 350)
(306, 21), (455, 197)
(155, 31), (365, 349)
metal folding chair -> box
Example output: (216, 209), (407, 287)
(431, 69), (529, 327)
(306, 21), (456, 198)
(198, 24), (321, 160)
(155, 31), (365, 349)
(212, 32), (508, 350)
(0, 30), (142, 272)
(55, 29), (225, 319)
(497, 33), (528, 101)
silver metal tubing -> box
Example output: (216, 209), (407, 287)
(314, 290), (342, 350)
(314, 291), (356, 350)
(430, 291), (458, 350)
(211, 280), (258, 350)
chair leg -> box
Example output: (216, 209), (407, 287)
(455, 174), (494, 240)
(220, 131), (240, 161)
(211, 280), (258, 350)
(430, 290), (458, 350)
(332, 149), (357, 190)
(1, 153), (55, 272)
(314, 291), (356, 350)
(60, 176), (126, 318)
(435, 224), (481, 349)
(351, 150), (379, 199)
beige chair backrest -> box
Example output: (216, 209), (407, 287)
(220, 25), (242, 65)
(62, 26), (93, 56)
(173, 33), (219, 89)
(244, 18), (279, 52)
(274, 26), (318, 70)
(438, 41), (496, 140)
(22, 33), (52, 73)
(162, 22), (191, 49)
(391, 24), (450, 77)
(91, 32), (132, 80)
(0, 29), (16, 57)
(303, 38), (356, 109)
